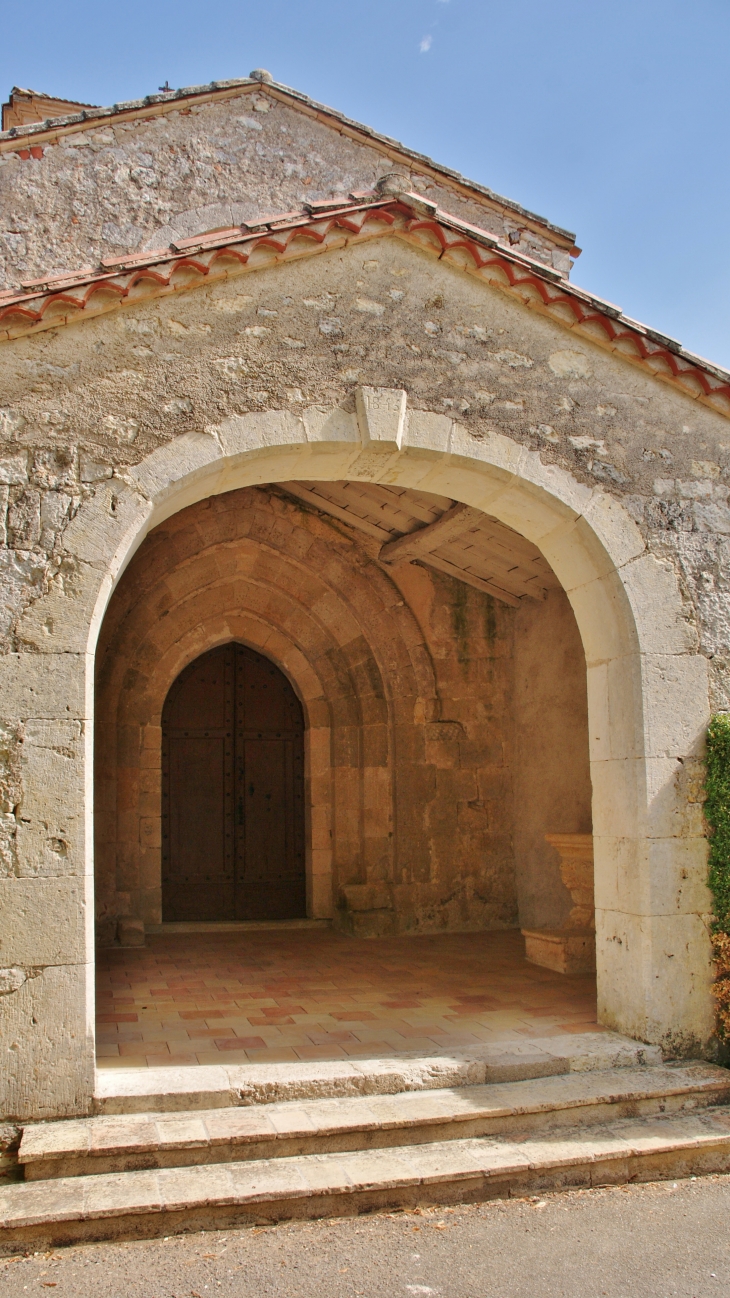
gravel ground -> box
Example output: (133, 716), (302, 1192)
(1, 1175), (729, 1298)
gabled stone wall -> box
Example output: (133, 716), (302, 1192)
(0, 86), (573, 291)
(0, 181), (724, 1115)
(0, 232), (725, 709)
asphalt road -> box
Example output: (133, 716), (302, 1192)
(1, 1175), (729, 1298)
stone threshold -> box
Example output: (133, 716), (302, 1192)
(4, 1107), (730, 1253)
(144, 919), (333, 934)
(94, 1032), (662, 1115)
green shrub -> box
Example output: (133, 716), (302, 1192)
(705, 714), (730, 932)
(704, 714), (730, 1038)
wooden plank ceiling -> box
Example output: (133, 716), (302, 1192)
(281, 481), (560, 607)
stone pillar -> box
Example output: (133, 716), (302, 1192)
(0, 651), (95, 1121)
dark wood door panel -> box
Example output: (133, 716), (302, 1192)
(164, 646), (233, 731)
(162, 642), (305, 922)
(164, 735), (233, 920)
(235, 738), (305, 920)
(237, 647), (304, 732)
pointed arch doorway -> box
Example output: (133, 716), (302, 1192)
(161, 643), (306, 922)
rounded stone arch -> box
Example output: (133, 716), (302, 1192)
(73, 396), (710, 1052)
(3, 390), (709, 1123)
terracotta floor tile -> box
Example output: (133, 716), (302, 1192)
(293, 1045), (349, 1061)
(557, 1021), (603, 1033)
(116, 1040), (151, 1057)
(178, 1010), (226, 1021)
(95, 929), (597, 1068)
(432, 1032), (482, 1046)
(246, 1014), (296, 1026)
(214, 1036), (266, 1050)
(304, 1035), (357, 1048)
(341, 1043), (398, 1057)
(195, 1050), (250, 1065)
(242, 1047), (300, 1063)
(147, 1053), (198, 1066)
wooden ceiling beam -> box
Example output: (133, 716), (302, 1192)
(281, 482), (548, 607)
(435, 536), (546, 589)
(379, 502), (485, 565)
(280, 483), (393, 542)
(417, 555), (523, 607)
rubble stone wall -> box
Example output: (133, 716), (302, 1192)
(0, 86), (572, 292)
(0, 234), (724, 708)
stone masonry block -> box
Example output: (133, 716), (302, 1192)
(641, 654), (710, 759)
(642, 757), (707, 840)
(14, 721), (85, 878)
(0, 652), (87, 720)
(15, 561), (103, 655)
(594, 834), (711, 918)
(62, 485), (151, 567)
(586, 656), (642, 764)
(0, 877), (89, 966)
(0, 962), (94, 1121)
(214, 410), (306, 458)
(303, 406), (359, 444)
(128, 431), (223, 503)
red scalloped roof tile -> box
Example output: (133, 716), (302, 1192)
(0, 191), (727, 417)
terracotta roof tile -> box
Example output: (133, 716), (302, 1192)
(0, 190), (726, 415)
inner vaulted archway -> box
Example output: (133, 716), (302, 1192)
(93, 468), (596, 1074)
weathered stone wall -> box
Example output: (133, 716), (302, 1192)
(0, 232), (724, 708)
(0, 87), (572, 293)
(0, 236), (720, 936)
(0, 187), (725, 1114)
(95, 484), (519, 940)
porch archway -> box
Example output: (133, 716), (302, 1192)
(1, 392), (711, 1120)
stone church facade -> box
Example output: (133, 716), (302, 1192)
(0, 72), (727, 1123)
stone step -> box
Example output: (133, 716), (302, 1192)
(20, 1063), (729, 1180)
(93, 1031), (663, 1114)
(4, 1106), (730, 1253)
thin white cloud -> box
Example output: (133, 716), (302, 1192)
(420, 34), (432, 52)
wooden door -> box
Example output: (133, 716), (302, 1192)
(162, 644), (305, 921)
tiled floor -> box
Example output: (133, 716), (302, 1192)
(95, 927), (602, 1069)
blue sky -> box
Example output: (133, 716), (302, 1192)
(3, 0), (728, 366)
